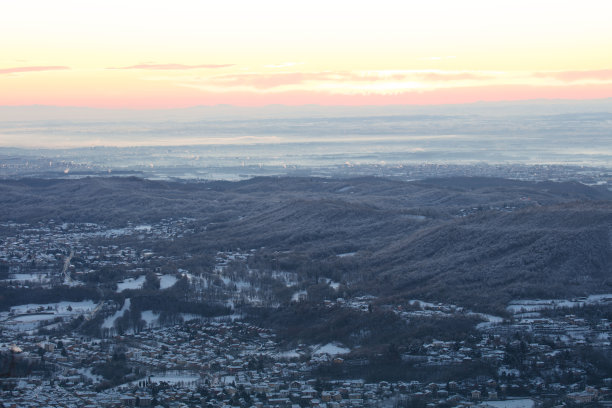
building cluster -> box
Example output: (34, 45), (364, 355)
(0, 218), (196, 288)
(2, 214), (612, 407)
(1, 312), (612, 407)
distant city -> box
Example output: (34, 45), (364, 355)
(1, 147), (612, 187)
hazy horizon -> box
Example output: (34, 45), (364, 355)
(1, 98), (611, 151)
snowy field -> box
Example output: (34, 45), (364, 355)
(507, 294), (612, 314)
(116, 274), (178, 292)
(405, 299), (504, 330)
(147, 371), (201, 385)
(13, 314), (57, 322)
(1, 300), (98, 333)
(159, 274), (177, 289)
(141, 310), (160, 327)
(312, 343), (350, 356)
(3, 273), (51, 284)
(10, 300), (97, 315)
(275, 350), (302, 359)
(102, 298), (131, 329)
(116, 276), (146, 292)
(472, 313), (504, 329)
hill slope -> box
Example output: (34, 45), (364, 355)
(1, 176), (610, 310)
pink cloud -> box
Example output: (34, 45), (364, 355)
(202, 71), (493, 89)
(107, 63), (234, 70)
(5, 83), (612, 109)
(414, 72), (491, 81)
(203, 84), (612, 107)
(0, 66), (70, 75)
(208, 72), (343, 88)
(534, 69), (612, 82)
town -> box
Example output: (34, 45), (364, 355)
(1, 215), (612, 407)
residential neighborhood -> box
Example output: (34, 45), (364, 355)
(2, 315), (611, 407)
(1, 182), (612, 408)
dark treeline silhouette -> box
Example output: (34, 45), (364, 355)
(0, 287), (100, 311)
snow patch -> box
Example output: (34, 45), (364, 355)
(472, 313), (504, 330)
(482, 399), (535, 408)
(159, 274), (178, 289)
(77, 367), (103, 382)
(312, 343), (350, 356)
(140, 310), (160, 327)
(148, 371), (200, 385)
(13, 314), (57, 322)
(116, 276), (146, 292)
(291, 290), (307, 302)
(10, 300), (96, 315)
(4, 273), (50, 283)
(102, 298), (131, 329)
(507, 294), (612, 314)
(276, 350), (301, 359)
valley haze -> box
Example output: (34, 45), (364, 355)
(2, 100), (612, 182)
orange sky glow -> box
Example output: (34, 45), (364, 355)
(1, 0), (612, 108)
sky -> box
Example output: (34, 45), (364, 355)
(1, 0), (612, 109)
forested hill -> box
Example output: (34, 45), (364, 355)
(1, 176), (611, 310)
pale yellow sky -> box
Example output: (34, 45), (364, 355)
(1, 0), (612, 107)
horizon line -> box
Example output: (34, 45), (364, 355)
(1, 96), (612, 112)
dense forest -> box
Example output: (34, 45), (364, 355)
(1, 175), (611, 314)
